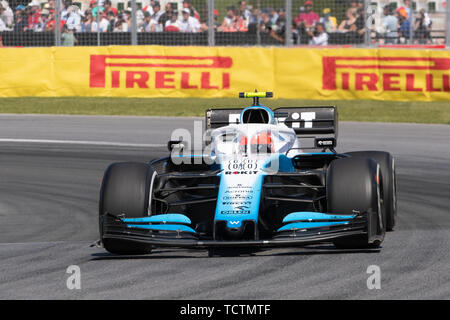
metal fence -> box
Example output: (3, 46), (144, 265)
(0, 0), (448, 47)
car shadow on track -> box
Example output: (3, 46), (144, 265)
(259, 245), (381, 257)
(90, 245), (381, 260)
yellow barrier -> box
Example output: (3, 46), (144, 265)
(0, 46), (449, 101)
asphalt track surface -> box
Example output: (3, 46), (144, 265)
(0, 114), (449, 299)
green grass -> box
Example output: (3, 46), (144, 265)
(0, 97), (448, 124)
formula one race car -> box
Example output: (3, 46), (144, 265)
(98, 92), (397, 255)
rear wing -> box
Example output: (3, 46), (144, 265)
(205, 106), (338, 149)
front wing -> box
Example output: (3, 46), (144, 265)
(101, 212), (373, 249)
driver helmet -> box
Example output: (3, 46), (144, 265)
(239, 135), (248, 153)
(250, 132), (274, 154)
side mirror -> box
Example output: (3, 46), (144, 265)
(167, 140), (188, 152)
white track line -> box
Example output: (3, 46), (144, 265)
(0, 138), (165, 148)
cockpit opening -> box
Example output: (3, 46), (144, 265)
(242, 108), (270, 124)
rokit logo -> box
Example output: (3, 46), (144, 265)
(322, 56), (450, 92)
(89, 55), (233, 89)
(225, 171), (259, 175)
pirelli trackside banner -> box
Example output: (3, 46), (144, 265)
(0, 46), (448, 101)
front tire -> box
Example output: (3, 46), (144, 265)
(99, 162), (155, 255)
(346, 151), (397, 231)
(327, 157), (384, 249)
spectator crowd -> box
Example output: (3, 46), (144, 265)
(379, 0), (433, 44)
(0, 0), (437, 46)
(0, 0), (207, 33)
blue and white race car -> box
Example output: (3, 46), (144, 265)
(99, 92), (397, 255)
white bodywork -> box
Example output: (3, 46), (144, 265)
(210, 123), (302, 159)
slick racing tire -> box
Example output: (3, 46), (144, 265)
(327, 157), (384, 249)
(346, 151), (397, 231)
(99, 162), (155, 255)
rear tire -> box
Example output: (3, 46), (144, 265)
(346, 151), (397, 231)
(327, 157), (384, 249)
(99, 162), (155, 255)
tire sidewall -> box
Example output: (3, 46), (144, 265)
(99, 162), (155, 254)
(327, 157), (383, 248)
(345, 151), (396, 231)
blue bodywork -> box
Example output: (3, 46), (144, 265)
(122, 214), (196, 233)
(278, 211), (357, 232)
(213, 154), (294, 230)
